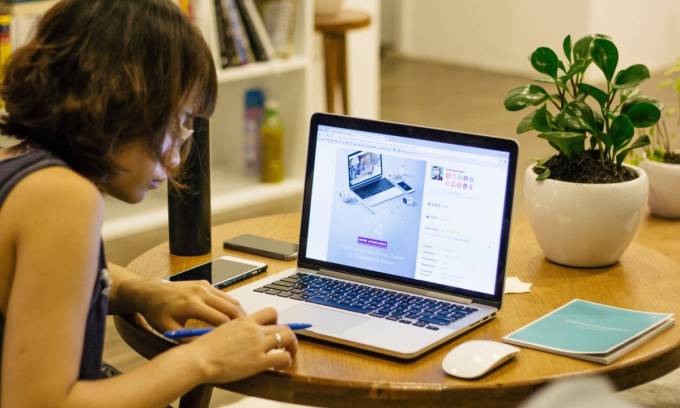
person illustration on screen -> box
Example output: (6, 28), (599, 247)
(349, 156), (361, 180)
(0, 1), (297, 407)
(358, 153), (371, 176)
(432, 165), (444, 180)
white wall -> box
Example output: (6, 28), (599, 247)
(588, 0), (680, 72)
(396, 0), (680, 76)
(311, 0), (380, 119)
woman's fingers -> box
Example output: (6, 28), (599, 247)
(205, 285), (246, 316)
(203, 293), (245, 319)
(262, 326), (298, 355)
(186, 303), (230, 327)
(249, 307), (278, 325)
(264, 350), (293, 370)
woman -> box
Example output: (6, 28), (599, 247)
(0, 1), (297, 406)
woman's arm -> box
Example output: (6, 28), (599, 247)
(1, 168), (297, 408)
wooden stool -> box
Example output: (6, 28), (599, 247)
(315, 9), (371, 114)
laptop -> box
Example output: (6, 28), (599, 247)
(347, 151), (403, 207)
(227, 113), (518, 359)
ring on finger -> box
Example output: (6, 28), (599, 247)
(274, 332), (283, 349)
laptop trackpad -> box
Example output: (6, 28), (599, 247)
(278, 304), (369, 335)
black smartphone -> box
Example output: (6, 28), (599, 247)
(164, 256), (267, 289)
(223, 234), (299, 260)
(397, 180), (414, 192)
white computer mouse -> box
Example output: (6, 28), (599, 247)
(442, 340), (519, 379)
(338, 189), (355, 203)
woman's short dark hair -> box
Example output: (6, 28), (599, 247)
(0, 0), (217, 182)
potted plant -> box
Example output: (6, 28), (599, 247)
(504, 34), (661, 267)
(639, 59), (680, 218)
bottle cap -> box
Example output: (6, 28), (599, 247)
(245, 89), (265, 108)
(265, 99), (280, 113)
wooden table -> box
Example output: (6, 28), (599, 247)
(115, 212), (680, 408)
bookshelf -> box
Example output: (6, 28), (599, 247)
(104, 0), (314, 240)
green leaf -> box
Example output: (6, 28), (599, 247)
(504, 84), (549, 111)
(563, 35), (572, 62)
(577, 83), (608, 107)
(613, 64), (650, 89)
(566, 58), (588, 76)
(573, 35), (594, 62)
(516, 110), (536, 134)
(531, 105), (552, 132)
(531, 47), (559, 78)
(657, 78), (673, 89)
(616, 135), (651, 167)
(536, 167), (551, 181)
(559, 59), (588, 85)
(609, 114), (634, 150)
(593, 110), (605, 132)
(591, 38), (618, 82)
(621, 96), (663, 115)
(625, 102), (661, 128)
(558, 60), (566, 72)
(538, 132), (586, 157)
(620, 88), (641, 101)
(556, 101), (596, 131)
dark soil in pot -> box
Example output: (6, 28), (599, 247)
(535, 150), (638, 183)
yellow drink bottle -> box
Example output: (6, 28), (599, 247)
(260, 100), (284, 182)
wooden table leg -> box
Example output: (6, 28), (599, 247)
(323, 33), (339, 113)
(337, 32), (348, 115)
(179, 385), (213, 408)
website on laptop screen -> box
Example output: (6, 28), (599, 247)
(306, 125), (511, 296)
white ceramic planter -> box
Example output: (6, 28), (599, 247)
(523, 165), (648, 267)
(641, 157), (680, 218)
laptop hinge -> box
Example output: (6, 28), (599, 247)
(316, 269), (473, 305)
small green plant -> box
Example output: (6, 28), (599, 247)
(646, 120), (676, 162)
(504, 34), (661, 181)
(645, 58), (680, 164)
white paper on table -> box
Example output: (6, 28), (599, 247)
(504, 276), (532, 294)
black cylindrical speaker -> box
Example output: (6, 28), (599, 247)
(168, 117), (211, 256)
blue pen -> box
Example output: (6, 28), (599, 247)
(164, 323), (312, 339)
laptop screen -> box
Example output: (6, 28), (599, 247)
(300, 114), (517, 305)
(348, 151), (383, 187)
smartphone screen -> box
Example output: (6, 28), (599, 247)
(398, 181), (413, 191)
(166, 258), (266, 288)
(223, 234), (298, 260)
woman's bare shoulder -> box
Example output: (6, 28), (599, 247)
(15, 166), (100, 202)
(2, 166), (104, 228)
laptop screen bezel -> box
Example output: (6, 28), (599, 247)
(298, 113), (518, 308)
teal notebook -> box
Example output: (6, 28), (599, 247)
(503, 299), (674, 364)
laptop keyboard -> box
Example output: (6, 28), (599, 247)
(353, 178), (395, 199)
(253, 273), (478, 331)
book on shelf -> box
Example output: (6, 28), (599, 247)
(177, 0), (191, 15)
(213, 0), (238, 68)
(235, 0), (269, 62)
(221, 0), (254, 65)
(259, 0), (296, 58)
(502, 299), (675, 365)
(0, 14), (10, 109)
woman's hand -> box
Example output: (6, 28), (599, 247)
(128, 278), (246, 333)
(186, 307), (298, 384)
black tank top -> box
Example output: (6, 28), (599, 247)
(0, 149), (110, 379)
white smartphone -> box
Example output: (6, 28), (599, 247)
(164, 256), (267, 289)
